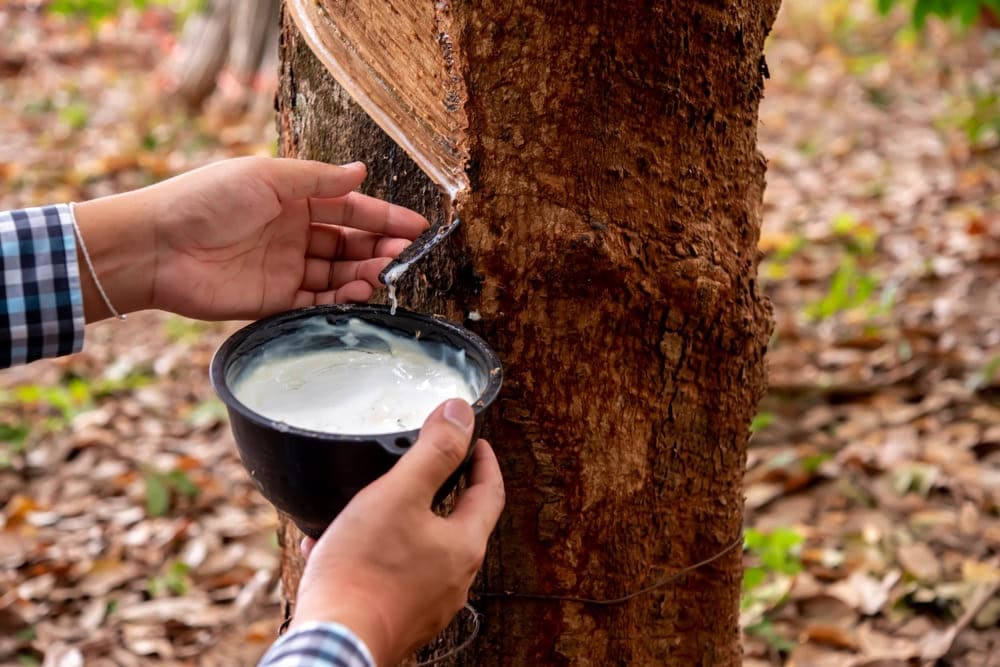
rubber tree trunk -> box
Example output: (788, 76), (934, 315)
(275, 1), (779, 664)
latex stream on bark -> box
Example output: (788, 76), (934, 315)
(379, 217), (461, 314)
(284, 0), (470, 309)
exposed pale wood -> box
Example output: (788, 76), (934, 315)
(284, 0), (469, 197)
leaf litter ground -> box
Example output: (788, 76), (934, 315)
(746, 2), (1000, 665)
(1, 2), (998, 665)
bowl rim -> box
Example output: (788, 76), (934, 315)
(209, 304), (503, 446)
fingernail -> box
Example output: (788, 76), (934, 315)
(341, 161), (365, 170)
(443, 399), (474, 430)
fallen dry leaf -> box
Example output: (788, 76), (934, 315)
(116, 597), (227, 627)
(828, 570), (901, 617)
(918, 572), (1000, 661)
(896, 542), (942, 583)
(786, 642), (855, 667)
(802, 624), (859, 651)
(855, 621), (920, 661)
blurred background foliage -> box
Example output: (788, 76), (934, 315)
(877, 0), (1000, 27)
(47, 0), (203, 21)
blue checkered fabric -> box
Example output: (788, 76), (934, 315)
(258, 622), (375, 667)
(0, 205), (84, 368)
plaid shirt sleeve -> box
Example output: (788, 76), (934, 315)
(0, 205), (85, 369)
(258, 622), (376, 667)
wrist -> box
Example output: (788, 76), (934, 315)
(291, 599), (395, 667)
(72, 192), (156, 322)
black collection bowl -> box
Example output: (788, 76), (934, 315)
(209, 304), (503, 539)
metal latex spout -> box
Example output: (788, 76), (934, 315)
(378, 217), (461, 287)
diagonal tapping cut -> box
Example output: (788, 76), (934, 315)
(285, 0), (470, 198)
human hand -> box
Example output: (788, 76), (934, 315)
(72, 157), (428, 322)
(291, 399), (505, 667)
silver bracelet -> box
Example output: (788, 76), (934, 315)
(69, 202), (127, 321)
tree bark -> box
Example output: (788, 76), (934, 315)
(276, 2), (779, 665)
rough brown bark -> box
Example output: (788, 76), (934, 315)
(276, 1), (779, 665)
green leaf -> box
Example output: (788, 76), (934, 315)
(831, 212), (859, 236)
(774, 234), (805, 262)
(48, 0), (124, 21)
(22, 98), (54, 115)
(832, 212), (878, 256)
(163, 316), (209, 343)
(167, 469), (199, 499)
(971, 354), (1000, 391)
(67, 378), (91, 404)
(768, 527), (805, 551)
(913, 0), (931, 26)
(750, 412), (775, 433)
(144, 472), (170, 517)
(187, 399), (228, 428)
(149, 562), (191, 597)
(959, 0), (982, 23)
(801, 452), (833, 474)
(881, 0), (1000, 31)
(13, 385), (42, 404)
(743, 566), (767, 591)
(744, 528), (766, 551)
(164, 561), (191, 595)
(147, 576), (164, 597)
(745, 527), (804, 575)
(806, 256), (881, 321)
(58, 103), (90, 131)
(745, 620), (796, 653)
(0, 422), (29, 445)
(14, 627), (36, 642)
(94, 371), (154, 397)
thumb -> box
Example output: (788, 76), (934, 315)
(262, 158), (367, 201)
(389, 399), (475, 502)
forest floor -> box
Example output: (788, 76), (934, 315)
(0, 2), (998, 666)
(747, 3), (1000, 665)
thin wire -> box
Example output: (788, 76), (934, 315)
(69, 202), (127, 321)
(411, 536), (742, 663)
(475, 535), (743, 606)
(279, 538), (740, 663)
(416, 603), (481, 666)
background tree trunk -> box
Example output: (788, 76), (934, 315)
(162, 0), (280, 121)
(276, 1), (779, 664)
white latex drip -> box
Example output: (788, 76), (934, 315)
(383, 261), (413, 316)
(385, 201), (459, 315)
